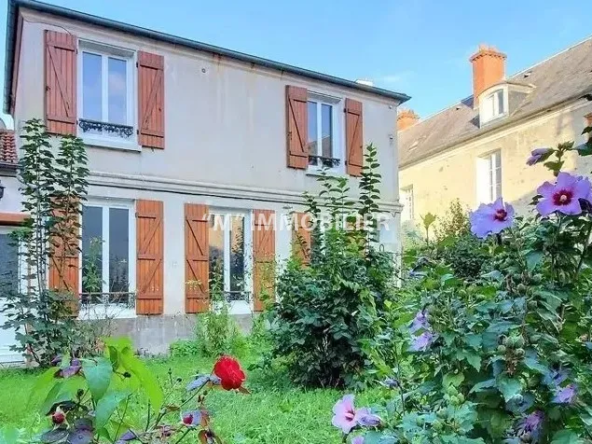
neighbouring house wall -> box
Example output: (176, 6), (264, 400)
(0, 175), (21, 215)
(15, 10), (401, 211)
(399, 100), (592, 224)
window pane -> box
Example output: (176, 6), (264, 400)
(209, 214), (225, 289)
(497, 91), (505, 114)
(109, 208), (129, 293)
(494, 152), (502, 199)
(0, 234), (18, 294)
(229, 216), (245, 294)
(82, 52), (103, 121)
(307, 101), (318, 157)
(321, 104), (333, 160)
(82, 206), (103, 294)
(108, 57), (127, 125)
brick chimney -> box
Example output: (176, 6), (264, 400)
(469, 44), (506, 106)
(397, 109), (419, 131)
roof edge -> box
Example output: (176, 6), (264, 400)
(4, 0), (410, 113)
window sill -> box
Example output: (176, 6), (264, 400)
(306, 167), (346, 178)
(78, 305), (136, 320)
(81, 136), (142, 152)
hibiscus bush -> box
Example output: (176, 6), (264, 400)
(30, 337), (248, 443)
(333, 141), (592, 443)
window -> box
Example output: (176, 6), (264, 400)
(80, 202), (135, 309)
(307, 94), (343, 170)
(477, 151), (502, 203)
(0, 230), (18, 295)
(208, 212), (252, 306)
(481, 89), (506, 124)
(401, 186), (414, 222)
(78, 42), (135, 143)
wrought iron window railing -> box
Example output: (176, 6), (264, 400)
(80, 292), (135, 309)
(78, 119), (134, 139)
(308, 155), (341, 168)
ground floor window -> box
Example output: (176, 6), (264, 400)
(0, 229), (18, 293)
(208, 211), (252, 303)
(80, 201), (135, 309)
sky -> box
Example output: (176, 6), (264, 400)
(1, 0), (592, 125)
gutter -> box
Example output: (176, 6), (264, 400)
(400, 90), (592, 170)
(4, 0), (411, 114)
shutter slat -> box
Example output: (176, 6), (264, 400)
(253, 210), (275, 312)
(185, 203), (209, 314)
(136, 200), (164, 315)
(138, 51), (165, 149)
(345, 98), (364, 176)
(286, 85), (308, 169)
(44, 30), (77, 135)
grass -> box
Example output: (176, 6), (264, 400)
(0, 351), (377, 443)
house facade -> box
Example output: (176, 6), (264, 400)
(0, 0), (409, 359)
(398, 40), (592, 229)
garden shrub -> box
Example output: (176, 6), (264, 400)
(332, 142), (592, 443)
(268, 145), (399, 388)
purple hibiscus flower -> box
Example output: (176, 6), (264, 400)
(116, 430), (137, 444)
(516, 411), (544, 442)
(181, 410), (202, 428)
(332, 395), (366, 434)
(470, 198), (515, 239)
(536, 172), (591, 216)
(351, 436), (365, 444)
(553, 384), (577, 404)
(526, 148), (552, 166)
(356, 408), (382, 427)
(409, 310), (430, 334)
(55, 358), (82, 378)
(410, 331), (437, 352)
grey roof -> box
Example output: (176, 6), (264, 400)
(399, 37), (592, 168)
(3, 0), (410, 114)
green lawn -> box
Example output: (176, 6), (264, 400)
(0, 353), (376, 443)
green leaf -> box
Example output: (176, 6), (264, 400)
(523, 354), (548, 375)
(29, 367), (58, 406)
(94, 390), (131, 430)
(465, 353), (482, 371)
(464, 334), (482, 350)
(469, 379), (496, 394)
(525, 251), (543, 272)
(443, 372), (465, 388)
(551, 430), (582, 444)
(40, 381), (69, 415)
(119, 348), (163, 410)
(82, 358), (113, 402)
(497, 376), (522, 402)
(0, 426), (21, 444)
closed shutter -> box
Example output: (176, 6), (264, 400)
(345, 98), (364, 177)
(286, 85), (308, 169)
(48, 210), (80, 314)
(138, 52), (165, 149)
(292, 212), (311, 263)
(185, 203), (209, 314)
(253, 210), (275, 312)
(136, 200), (164, 315)
(44, 30), (77, 135)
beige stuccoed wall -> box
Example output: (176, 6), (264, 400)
(14, 9), (401, 210)
(399, 100), (592, 223)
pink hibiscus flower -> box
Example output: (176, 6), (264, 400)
(536, 172), (591, 216)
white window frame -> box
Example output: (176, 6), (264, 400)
(78, 199), (136, 320)
(209, 209), (253, 315)
(480, 88), (508, 125)
(477, 150), (502, 204)
(77, 40), (139, 151)
(307, 92), (345, 174)
(401, 186), (414, 222)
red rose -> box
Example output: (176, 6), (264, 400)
(212, 355), (246, 391)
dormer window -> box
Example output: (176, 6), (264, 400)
(480, 88), (506, 125)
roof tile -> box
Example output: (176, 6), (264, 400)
(0, 130), (17, 165)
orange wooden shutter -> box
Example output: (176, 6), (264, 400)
(253, 210), (275, 312)
(345, 98), (364, 176)
(48, 214), (80, 313)
(185, 203), (209, 314)
(286, 85), (308, 169)
(136, 200), (164, 315)
(138, 52), (165, 149)
(44, 30), (77, 135)
(292, 212), (311, 263)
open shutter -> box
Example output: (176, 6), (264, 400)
(136, 200), (164, 315)
(286, 85), (308, 169)
(292, 212), (311, 263)
(48, 209), (80, 314)
(345, 98), (364, 176)
(185, 203), (209, 314)
(44, 30), (77, 135)
(138, 52), (165, 149)
(253, 210), (275, 312)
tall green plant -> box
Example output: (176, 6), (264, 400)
(0, 119), (89, 365)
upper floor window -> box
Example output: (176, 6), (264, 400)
(307, 94), (343, 171)
(480, 89), (506, 125)
(78, 42), (135, 144)
(477, 150), (502, 203)
(401, 186), (414, 222)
